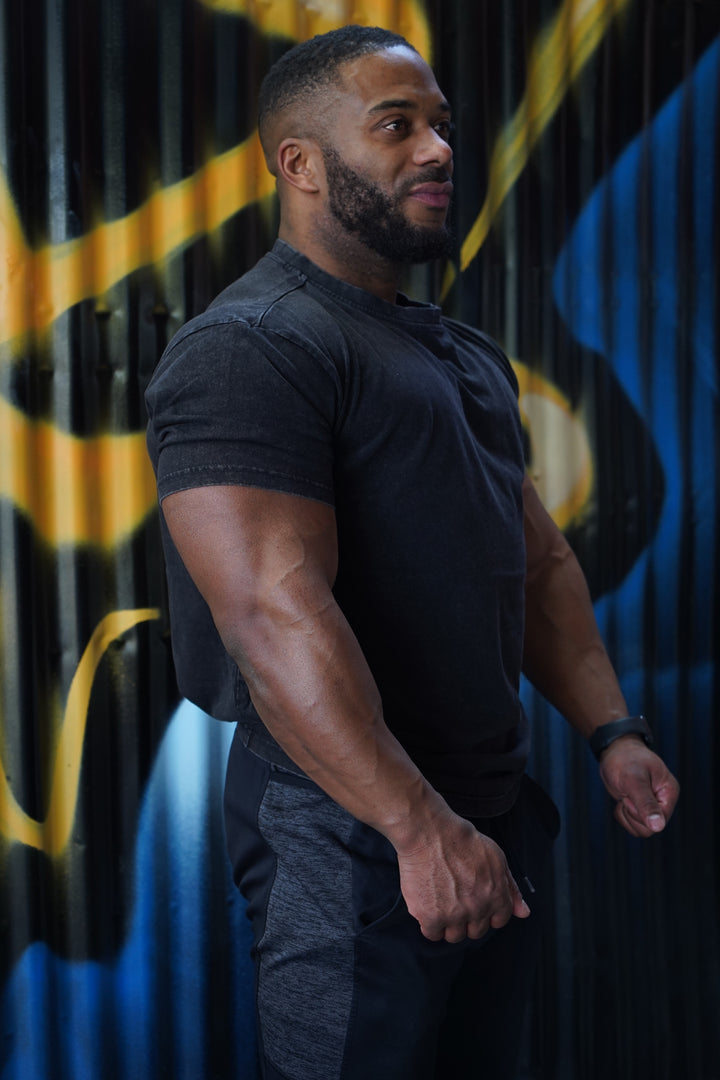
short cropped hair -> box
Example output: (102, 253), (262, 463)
(258, 25), (416, 150)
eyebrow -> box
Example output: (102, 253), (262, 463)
(367, 97), (452, 115)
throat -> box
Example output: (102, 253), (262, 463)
(282, 220), (403, 303)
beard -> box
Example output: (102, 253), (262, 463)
(321, 147), (453, 264)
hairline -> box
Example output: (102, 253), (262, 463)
(258, 36), (421, 160)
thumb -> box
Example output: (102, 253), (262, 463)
(624, 789), (666, 833)
(640, 798), (666, 833)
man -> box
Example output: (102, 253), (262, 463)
(145, 25), (679, 1080)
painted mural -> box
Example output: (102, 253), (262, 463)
(0, 1), (718, 1077)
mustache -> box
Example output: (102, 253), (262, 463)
(397, 166), (453, 200)
(403, 167), (453, 190)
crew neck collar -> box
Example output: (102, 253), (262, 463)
(269, 239), (443, 325)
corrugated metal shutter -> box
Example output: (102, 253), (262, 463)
(0, 2), (717, 1077)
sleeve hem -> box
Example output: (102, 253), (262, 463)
(157, 464), (335, 508)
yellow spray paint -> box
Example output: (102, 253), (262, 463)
(0, 397), (157, 549)
(198, 0), (432, 59)
(514, 361), (593, 529)
(458, 0), (631, 276)
(0, 134), (274, 349)
(0, 2), (431, 352)
(0, 0), (432, 858)
(0, 0), (600, 858)
(0, 609), (159, 856)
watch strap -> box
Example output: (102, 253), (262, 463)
(589, 715), (654, 760)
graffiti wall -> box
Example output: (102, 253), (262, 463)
(0, 1), (717, 1077)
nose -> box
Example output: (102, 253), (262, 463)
(413, 125), (453, 170)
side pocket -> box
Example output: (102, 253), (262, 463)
(355, 888), (408, 936)
(349, 819), (407, 936)
(485, 777), (560, 901)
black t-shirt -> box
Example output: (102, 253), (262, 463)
(146, 240), (530, 816)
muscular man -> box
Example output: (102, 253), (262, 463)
(145, 25), (679, 1080)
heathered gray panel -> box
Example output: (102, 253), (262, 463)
(257, 779), (356, 1080)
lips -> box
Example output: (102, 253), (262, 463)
(407, 181), (454, 208)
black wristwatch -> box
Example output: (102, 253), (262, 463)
(588, 715), (654, 760)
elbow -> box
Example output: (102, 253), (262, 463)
(213, 576), (335, 674)
(214, 594), (266, 671)
(525, 531), (575, 592)
(212, 586), (278, 670)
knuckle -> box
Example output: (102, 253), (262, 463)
(444, 926), (466, 944)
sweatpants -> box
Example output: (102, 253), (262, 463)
(223, 731), (560, 1080)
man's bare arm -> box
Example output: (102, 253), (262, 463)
(522, 476), (679, 835)
(162, 483), (530, 941)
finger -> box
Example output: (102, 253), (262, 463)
(489, 898), (526, 929)
(617, 768), (671, 832)
(656, 777), (680, 817)
(489, 908), (512, 930)
(623, 791), (666, 833)
(635, 794), (667, 833)
(466, 919), (490, 940)
(614, 799), (655, 838)
(508, 871), (532, 920)
(418, 920), (446, 942)
(443, 924), (467, 945)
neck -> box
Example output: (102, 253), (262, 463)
(278, 219), (402, 304)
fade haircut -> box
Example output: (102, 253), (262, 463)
(258, 25), (417, 153)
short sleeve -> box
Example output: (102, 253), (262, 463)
(145, 319), (339, 507)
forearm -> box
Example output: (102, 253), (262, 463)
(522, 542), (628, 736)
(520, 478), (679, 833)
(222, 596), (449, 853)
(522, 500), (680, 834)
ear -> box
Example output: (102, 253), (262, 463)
(276, 138), (323, 193)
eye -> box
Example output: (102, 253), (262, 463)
(382, 117), (411, 134)
(434, 119), (455, 142)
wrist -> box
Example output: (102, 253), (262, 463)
(589, 715), (654, 761)
(382, 782), (454, 856)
